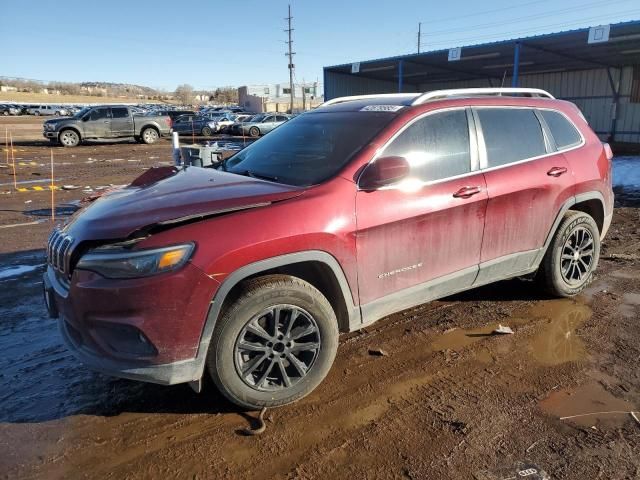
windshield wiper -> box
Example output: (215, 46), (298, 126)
(242, 170), (280, 182)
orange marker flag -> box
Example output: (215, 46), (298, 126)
(10, 133), (17, 190)
(51, 149), (55, 222)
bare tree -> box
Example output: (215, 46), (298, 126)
(174, 84), (194, 105)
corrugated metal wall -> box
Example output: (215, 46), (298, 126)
(325, 67), (639, 143)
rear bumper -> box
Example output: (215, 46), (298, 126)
(602, 211), (613, 240)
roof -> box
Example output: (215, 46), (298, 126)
(324, 20), (640, 84)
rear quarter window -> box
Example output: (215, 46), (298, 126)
(476, 108), (547, 168)
(539, 109), (582, 150)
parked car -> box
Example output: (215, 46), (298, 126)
(28, 105), (57, 116)
(43, 88), (613, 409)
(228, 115), (257, 135)
(206, 114), (238, 133)
(0, 104), (20, 115)
(43, 105), (172, 147)
(150, 109), (196, 121)
(172, 114), (220, 136)
(233, 113), (290, 137)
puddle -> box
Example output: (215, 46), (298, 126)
(430, 324), (501, 351)
(0, 263), (45, 280)
(528, 300), (591, 365)
(539, 382), (636, 428)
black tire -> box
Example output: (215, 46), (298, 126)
(207, 274), (339, 409)
(34, 111), (40, 116)
(537, 210), (600, 297)
(201, 126), (212, 136)
(249, 126), (260, 138)
(59, 129), (80, 147)
(140, 127), (159, 144)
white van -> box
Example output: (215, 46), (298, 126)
(28, 105), (57, 116)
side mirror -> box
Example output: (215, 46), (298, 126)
(358, 156), (410, 190)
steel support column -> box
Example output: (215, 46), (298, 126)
(398, 60), (404, 93)
(606, 67), (621, 142)
(511, 42), (521, 87)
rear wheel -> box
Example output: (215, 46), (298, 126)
(201, 126), (212, 136)
(207, 275), (339, 409)
(249, 126), (260, 138)
(538, 210), (600, 297)
(59, 129), (80, 147)
(141, 127), (159, 144)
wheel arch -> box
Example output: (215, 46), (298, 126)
(193, 251), (360, 379)
(534, 191), (606, 266)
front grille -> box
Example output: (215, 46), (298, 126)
(47, 229), (75, 276)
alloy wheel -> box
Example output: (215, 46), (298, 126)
(561, 226), (594, 285)
(234, 305), (321, 392)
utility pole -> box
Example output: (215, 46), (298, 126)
(417, 22), (422, 53)
(285, 4), (295, 114)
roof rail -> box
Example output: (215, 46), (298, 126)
(321, 93), (419, 107)
(411, 88), (554, 105)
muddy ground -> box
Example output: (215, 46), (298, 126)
(0, 116), (639, 479)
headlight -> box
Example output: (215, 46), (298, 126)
(76, 243), (195, 279)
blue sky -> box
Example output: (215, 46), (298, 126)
(2, 0), (639, 91)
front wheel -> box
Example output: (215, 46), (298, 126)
(141, 127), (159, 144)
(201, 126), (212, 136)
(537, 210), (600, 297)
(207, 275), (339, 409)
(59, 129), (80, 147)
(248, 126), (260, 138)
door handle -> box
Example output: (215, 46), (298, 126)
(453, 186), (482, 198)
(547, 166), (568, 177)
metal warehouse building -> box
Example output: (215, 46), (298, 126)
(324, 21), (640, 146)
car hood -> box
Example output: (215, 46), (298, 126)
(65, 166), (305, 241)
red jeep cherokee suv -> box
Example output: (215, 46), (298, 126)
(43, 88), (614, 409)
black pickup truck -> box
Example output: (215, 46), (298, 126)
(43, 105), (172, 147)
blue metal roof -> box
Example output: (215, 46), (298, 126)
(325, 19), (640, 70)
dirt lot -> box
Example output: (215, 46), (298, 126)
(1, 116), (639, 480)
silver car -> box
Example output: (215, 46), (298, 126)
(236, 113), (290, 137)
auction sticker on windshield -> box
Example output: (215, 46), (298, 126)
(360, 105), (404, 112)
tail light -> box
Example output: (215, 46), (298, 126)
(603, 142), (613, 161)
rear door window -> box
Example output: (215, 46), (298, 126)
(382, 109), (471, 182)
(539, 109), (582, 150)
(111, 107), (129, 118)
(476, 108), (547, 168)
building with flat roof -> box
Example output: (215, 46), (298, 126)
(238, 83), (324, 113)
(324, 21), (640, 146)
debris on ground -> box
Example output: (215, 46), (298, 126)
(240, 407), (268, 436)
(368, 348), (389, 357)
(492, 325), (514, 335)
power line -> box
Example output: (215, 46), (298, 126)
(417, 0), (555, 26)
(422, 0), (634, 37)
(418, 9), (640, 49)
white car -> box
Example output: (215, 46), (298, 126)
(207, 114), (238, 133)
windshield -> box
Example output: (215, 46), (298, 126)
(73, 107), (91, 118)
(223, 111), (395, 187)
